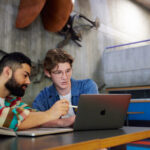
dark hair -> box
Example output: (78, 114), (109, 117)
(44, 48), (74, 72)
(0, 52), (31, 74)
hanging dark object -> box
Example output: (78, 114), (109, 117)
(57, 12), (100, 48)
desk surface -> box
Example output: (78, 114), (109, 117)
(1, 126), (150, 150)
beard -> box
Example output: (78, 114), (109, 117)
(5, 76), (28, 97)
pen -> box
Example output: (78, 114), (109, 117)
(69, 105), (78, 109)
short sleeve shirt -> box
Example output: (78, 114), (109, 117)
(0, 96), (35, 131)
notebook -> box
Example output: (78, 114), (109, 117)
(73, 94), (131, 130)
(1, 94), (130, 137)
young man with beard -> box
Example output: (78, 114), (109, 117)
(32, 48), (99, 127)
(0, 52), (69, 131)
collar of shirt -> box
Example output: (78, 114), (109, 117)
(48, 78), (80, 97)
(0, 97), (5, 107)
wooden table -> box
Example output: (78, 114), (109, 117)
(1, 126), (150, 150)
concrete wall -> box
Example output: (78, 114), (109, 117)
(1, 0), (150, 104)
(103, 45), (150, 88)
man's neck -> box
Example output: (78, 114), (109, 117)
(0, 85), (10, 98)
(56, 86), (71, 96)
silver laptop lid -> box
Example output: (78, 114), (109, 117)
(73, 94), (131, 130)
(16, 128), (73, 137)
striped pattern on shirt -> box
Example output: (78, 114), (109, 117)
(0, 96), (35, 131)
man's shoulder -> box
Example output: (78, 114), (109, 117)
(6, 96), (21, 102)
(40, 84), (54, 92)
(71, 78), (98, 94)
(37, 84), (57, 97)
(71, 78), (97, 90)
(71, 78), (95, 85)
(5, 96), (25, 107)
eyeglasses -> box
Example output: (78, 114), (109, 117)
(51, 69), (72, 77)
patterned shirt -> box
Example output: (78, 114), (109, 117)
(0, 96), (35, 131)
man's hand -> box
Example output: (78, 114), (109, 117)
(41, 115), (76, 128)
(59, 115), (75, 127)
(46, 99), (69, 120)
(18, 99), (70, 130)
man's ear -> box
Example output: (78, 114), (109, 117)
(44, 70), (51, 78)
(3, 66), (12, 79)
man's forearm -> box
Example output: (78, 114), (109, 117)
(40, 119), (62, 128)
(18, 99), (69, 130)
(41, 116), (75, 128)
(18, 111), (52, 130)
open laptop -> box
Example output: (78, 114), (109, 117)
(16, 94), (131, 136)
(73, 94), (131, 130)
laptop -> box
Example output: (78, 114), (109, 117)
(73, 94), (131, 130)
(0, 126), (73, 137)
(16, 127), (73, 137)
(16, 94), (131, 136)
